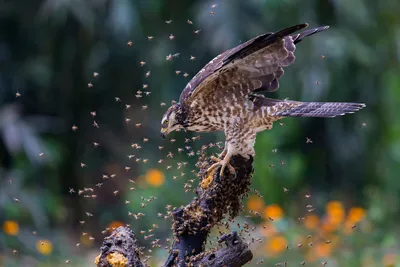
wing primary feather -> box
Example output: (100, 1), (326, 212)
(269, 23), (309, 39)
(293, 26), (330, 44)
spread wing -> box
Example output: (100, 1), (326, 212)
(179, 24), (329, 106)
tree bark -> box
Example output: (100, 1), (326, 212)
(95, 227), (144, 267)
(96, 155), (254, 267)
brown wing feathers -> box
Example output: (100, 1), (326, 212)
(180, 24), (330, 105)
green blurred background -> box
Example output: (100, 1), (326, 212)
(1, 0), (400, 266)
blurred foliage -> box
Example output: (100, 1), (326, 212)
(1, 0), (400, 266)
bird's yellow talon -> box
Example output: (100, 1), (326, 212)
(217, 149), (227, 159)
(210, 155), (220, 162)
(206, 162), (221, 174)
(207, 155), (235, 177)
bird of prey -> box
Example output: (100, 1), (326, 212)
(161, 24), (365, 176)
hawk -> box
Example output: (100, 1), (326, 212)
(160, 24), (365, 176)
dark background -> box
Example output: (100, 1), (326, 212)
(1, 0), (399, 266)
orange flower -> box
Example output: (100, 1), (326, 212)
(265, 235), (287, 256)
(382, 253), (397, 267)
(324, 201), (345, 230)
(347, 207), (366, 223)
(145, 169), (165, 187)
(264, 204), (284, 221)
(328, 212), (345, 225)
(314, 243), (332, 258)
(36, 240), (53, 255)
(321, 217), (341, 232)
(325, 201), (343, 213)
(304, 214), (319, 230)
(3, 220), (19, 236)
(108, 221), (125, 232)
(247, 196), (264, 213)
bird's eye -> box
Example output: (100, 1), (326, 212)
(165, 120), (169, 124)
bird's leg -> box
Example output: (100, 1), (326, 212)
(207, 151), (235, 177)
(216, 146), (227, 159)
(208, 118), (242, 177)
(208, 143), (227, 167)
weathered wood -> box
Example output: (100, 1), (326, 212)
(165, 155), (253, 267)
(95, 227), (144, 267)
(191, 231), (253, 267)
(96, 155), (254, 267)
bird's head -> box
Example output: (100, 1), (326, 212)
(160, 103), (185, 139)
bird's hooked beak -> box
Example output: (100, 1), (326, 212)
(160, 127), (168, 139)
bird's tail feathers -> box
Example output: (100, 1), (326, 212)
(273, 101), (365, 118)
